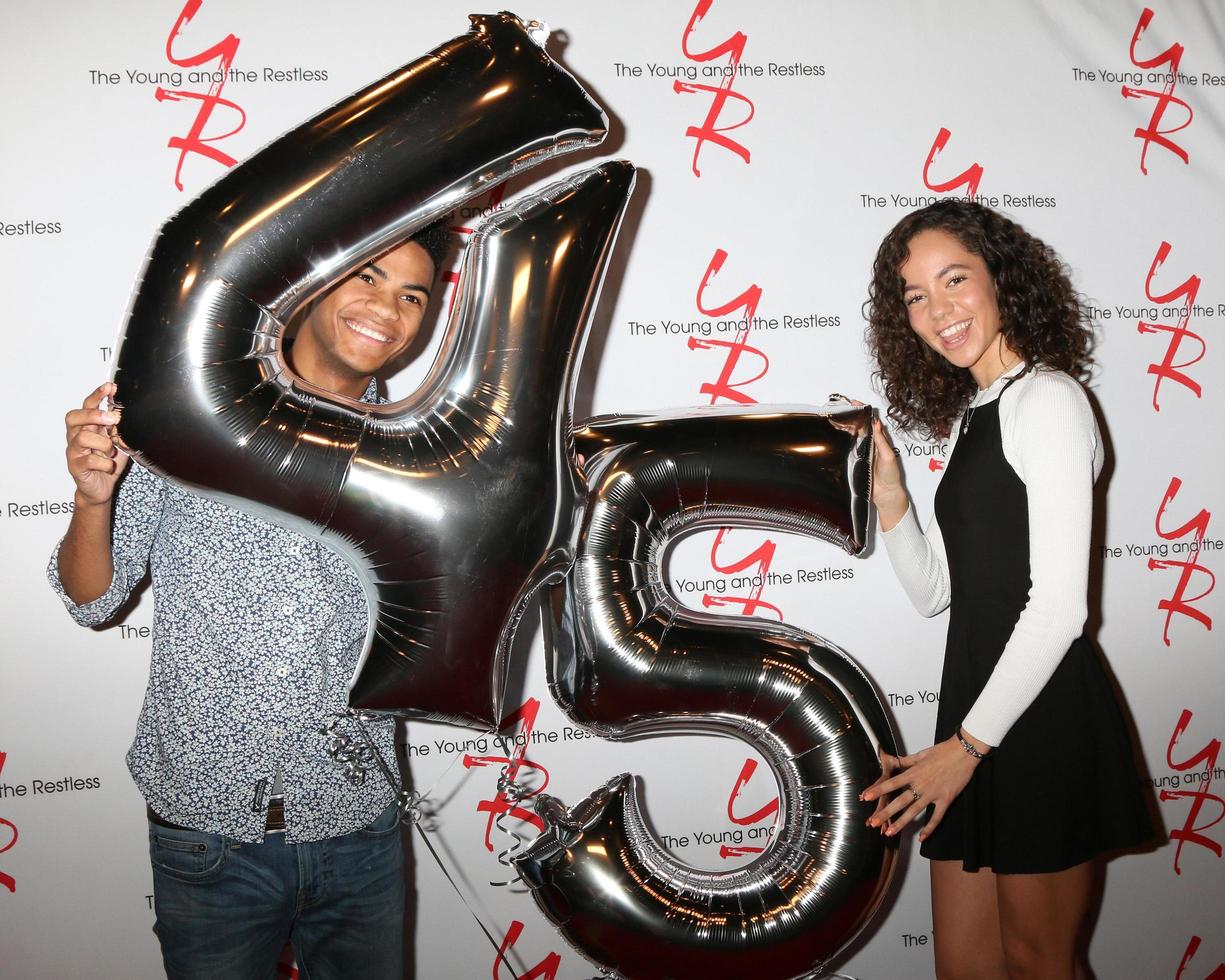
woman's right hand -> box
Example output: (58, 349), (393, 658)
(861, 745), (903, 827)
(65, 382), (129, 507)
(870, 414), (909, 531)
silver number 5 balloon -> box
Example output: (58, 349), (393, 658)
(518, 406), (898, 979)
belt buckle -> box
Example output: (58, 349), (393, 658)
(264, 795), (286, 834)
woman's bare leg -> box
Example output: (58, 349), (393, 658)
(995, 860), (1096, 980)
(930, 859), (1009, 980)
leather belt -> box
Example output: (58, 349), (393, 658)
(147, 796), (286, 834)
(264, 795), (286, 833)
(146, 806), (195, 832)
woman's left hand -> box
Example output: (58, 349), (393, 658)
(860, 735), (982, 841)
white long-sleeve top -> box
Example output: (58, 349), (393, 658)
(881, 362), (1104, 747)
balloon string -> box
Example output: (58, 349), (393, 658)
(324, 712), (537, 888)
(351, 713), (402, 791)
(414, 730), (476, 805)
(488, 766), (532, 888)
(322, 711), (521, 979)
(413, 821), (523, 980)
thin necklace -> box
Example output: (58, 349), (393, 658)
(961, 360), (1027, 436)
(960, 395), (981, 436)
(962, 337), (1021, 436)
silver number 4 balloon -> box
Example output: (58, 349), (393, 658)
(115, 14), (615, 728)
(112, 13), (895, 979)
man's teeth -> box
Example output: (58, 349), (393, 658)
(345, 319), (392, 343)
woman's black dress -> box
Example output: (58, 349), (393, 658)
(919, 386), (1154, 873)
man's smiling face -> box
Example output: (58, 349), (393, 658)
(293, 240), (435, 398)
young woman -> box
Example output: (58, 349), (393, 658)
(860, 201), (1153, 979)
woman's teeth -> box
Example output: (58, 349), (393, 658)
(939, 319), (970, 344)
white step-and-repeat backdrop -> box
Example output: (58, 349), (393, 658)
(2, 2), (1222, 977)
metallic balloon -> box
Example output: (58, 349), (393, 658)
(110, 11), (897, 968)
(111, 12), (626, 729)
(517, 405), (898, 980)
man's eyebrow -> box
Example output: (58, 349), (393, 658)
(903, 263), (972, 291)
(364, 262), (431, 298)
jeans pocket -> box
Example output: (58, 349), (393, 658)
(148, 825), (229, 882)
(356, 802), (401, 839)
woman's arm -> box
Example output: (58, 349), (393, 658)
(873, 415), (954, 617)
(959, 371), (1100, 746)
(863, 374), (1099, 838)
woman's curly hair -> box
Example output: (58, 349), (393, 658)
(865, 200), (1093, 439)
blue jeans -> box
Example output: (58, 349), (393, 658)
(148, 802), (404, 980)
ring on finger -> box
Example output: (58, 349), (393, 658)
(909, 786), (921, 803)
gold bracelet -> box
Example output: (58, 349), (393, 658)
(957, 728), (986, 760)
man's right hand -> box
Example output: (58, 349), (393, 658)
(65, 382), (129, 507)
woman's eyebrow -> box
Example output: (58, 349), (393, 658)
(904, 263), (972, 291)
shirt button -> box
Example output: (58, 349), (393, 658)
(269, 725), (283, 738)
(276, 666), (290, 678)
(280, 602), (295, 615)
(287, 544), (301, 556)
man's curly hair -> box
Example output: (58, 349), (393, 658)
(408, 219), (451, 277)
(865, 200), (1093, 439)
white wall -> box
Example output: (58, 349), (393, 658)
(2, 2), (1222, 977)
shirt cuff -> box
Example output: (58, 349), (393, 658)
(880, 500), (921, 559)
(47, 538), (128, 627)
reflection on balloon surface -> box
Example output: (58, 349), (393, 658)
(113, 14), (623, 728)
(517, 405), (897, 980)
(111, 11), (897, 973)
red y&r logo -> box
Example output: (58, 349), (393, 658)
(155, 0), (246, 191)
(0, 751), (17, 894)
(683, 249), (783, 621)
(463, 698), (549, 851)
(1178, 936), (1225, 980)
(494, 920), (562, 980)
(1138, 241), (1206, 410)
(719, 757), (779, 859)
(1122, 7), (1193, 175)
(922, 127), (984, 198)
(1150, 478), (1214, 646)
(703, 531), (782, 621)
(686, 249), (768, 406)
(673, 1), (755, 177)
(1162, 709), (1223, 876)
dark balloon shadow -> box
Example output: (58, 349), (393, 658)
(1081, 386), (1165, 854)
(1044, 387), (1162, 979)
(571, 165), (652, 425)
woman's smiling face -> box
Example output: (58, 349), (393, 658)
(900, 228), (1013, 389)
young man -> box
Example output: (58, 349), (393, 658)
(50, 225), (449, 980)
